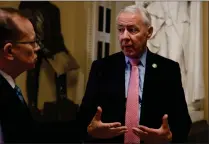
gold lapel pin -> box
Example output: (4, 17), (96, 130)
(152, 63), (157, 68)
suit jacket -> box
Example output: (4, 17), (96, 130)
(0, 74), (78, 143)
(78, 50), (192, 143)
(0, 74), (37, 142)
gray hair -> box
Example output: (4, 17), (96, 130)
(116, 4), (151, 26)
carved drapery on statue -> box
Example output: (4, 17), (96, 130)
(135, 1), (204, 110)
(19, 1), (79, 121)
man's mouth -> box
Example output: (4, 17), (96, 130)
(123, 45), (133, 49)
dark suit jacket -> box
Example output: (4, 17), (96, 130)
(0, 74), (37, 142)
(0, 74), (78, 143)
(78, 50), (192, 143)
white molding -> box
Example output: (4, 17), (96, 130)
(86, 1), (113, 72)
(86, 2), (97, 74)
(97, 32), (110, 43)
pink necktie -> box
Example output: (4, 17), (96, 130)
(124, 59), (140, 144)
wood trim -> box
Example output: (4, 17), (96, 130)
(203, 1), (208, 122)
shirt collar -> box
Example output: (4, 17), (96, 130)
(125, 48), (147, 67)
(0, 70), (15, 88)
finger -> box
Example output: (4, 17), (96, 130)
(138, 125), (159, 135)
(109, 122), (122, 128)
(114, 129), (128, 137)
(161, 114), (169, 129)
(132, 127), (148, 135)
(110, 126), (128, 131)
(138, 125), (153, 133)
(132, 127), (148, 139)
(93, 106), (102, 121)
(167, 131), (172, 141)
(102, 122), (122, 128)
(109, 127), (128, 137)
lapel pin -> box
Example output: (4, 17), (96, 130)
(152, 63), (157, 68)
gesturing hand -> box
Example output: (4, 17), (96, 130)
(87, 106), (128, 139)
(132, 114), (172, 144)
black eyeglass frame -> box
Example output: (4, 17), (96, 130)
(3, 39), (41, 48)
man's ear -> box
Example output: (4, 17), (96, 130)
(147, 26), (153, 39)
(3, 43), (14, 60)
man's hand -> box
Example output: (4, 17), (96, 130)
(132, 114), (172, 144)
(87, 106), (128, 139)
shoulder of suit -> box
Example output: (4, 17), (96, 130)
(93, 51), (179, 69)
(0, 74), (6, 90)
(0, 74), (4, 86)
(152, 52), (179, 68)
(93, 52), (123, 64)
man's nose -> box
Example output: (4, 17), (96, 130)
(34, 45), (40, 52)
(122, 29), (130, 40)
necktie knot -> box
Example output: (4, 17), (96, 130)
(15, 85), (21, 93)
(129, 59), (140, 66)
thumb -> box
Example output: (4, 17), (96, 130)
(161, 114), (169, 129)
(93, 106), (102, 121)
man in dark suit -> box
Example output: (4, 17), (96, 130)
(0, 7), (78, 143)
(0, 7), (41, 142)
(78, 5), (192, 143)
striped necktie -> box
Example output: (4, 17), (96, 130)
(124, 59), (140, 144)
(14, 85), (25, 104)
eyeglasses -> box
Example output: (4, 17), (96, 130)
(4, 39), (40, 48)
(12, 40), (40, 48)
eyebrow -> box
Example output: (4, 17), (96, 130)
(117, 24), (138, 28)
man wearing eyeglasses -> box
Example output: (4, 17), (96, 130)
(0, 7), (79, 143)
(0, 7), (41, 143)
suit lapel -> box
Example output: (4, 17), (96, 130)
(111, 52), (126, 124)
(114, 52), (126, 99)
(140, 49), (159, 123)
(0, 74), (29, 111)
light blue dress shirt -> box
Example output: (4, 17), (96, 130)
(125, 49), (147, 118)
(125, 50), (170, 143)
